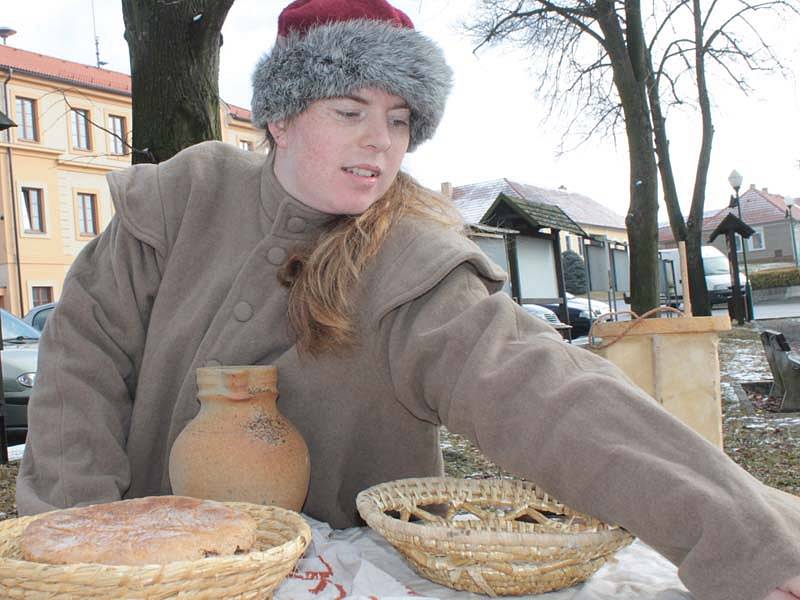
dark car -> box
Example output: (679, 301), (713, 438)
(521, 304), (571, 339)
(1, 309), (40, 442)
(540, 293), (610, 338)
(23, 302), (56, 332)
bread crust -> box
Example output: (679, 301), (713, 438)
(20, 496), (258, 565)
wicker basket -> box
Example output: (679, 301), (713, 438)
(356, 477), (633, 597)
(0, 501), (310, 599)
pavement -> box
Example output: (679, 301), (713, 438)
(711, 298), (800, 321)
(749, 298), (800, 321)
(607, 296), (800, 321)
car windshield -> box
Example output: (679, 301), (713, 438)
(2, 309), (41, 342)
(703, 256), (730, 276)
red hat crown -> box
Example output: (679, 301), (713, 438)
(278, 0), (414, 37)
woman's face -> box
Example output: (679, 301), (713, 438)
(269, 87), (411, 215)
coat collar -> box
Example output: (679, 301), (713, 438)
(260, 150), (336, 241)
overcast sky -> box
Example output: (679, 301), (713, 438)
(2, 0), (799, 219)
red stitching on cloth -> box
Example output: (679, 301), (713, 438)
(288, 554), (347, 599)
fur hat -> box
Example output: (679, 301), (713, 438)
(251, 0), (452, 151)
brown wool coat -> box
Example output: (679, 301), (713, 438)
(17, 141), (800, 600)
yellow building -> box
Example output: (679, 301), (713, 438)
(0, 45), (263, 316)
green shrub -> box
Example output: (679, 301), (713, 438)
(561, 250), (588, 294)
(749, 267), (800, 290)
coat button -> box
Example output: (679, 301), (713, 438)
(267, 246), (287, 265)
(287, 216), (306, 233)
(233, 301), (253, 322)
(205, 359), (221, 367)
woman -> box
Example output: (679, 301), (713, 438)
(16, 1), (800, 598)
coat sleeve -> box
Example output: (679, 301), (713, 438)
(16, 164), (165, 515)
(382, 263), (800, 600)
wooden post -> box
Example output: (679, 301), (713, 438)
(726, 231), (745, 324)
(678, 241), (692, 316)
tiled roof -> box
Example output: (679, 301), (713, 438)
(702, 187), (799, 230)
(658, 187), (798, 244)
(0, 45), (131, 94)
(226, 103), (253, 122)
(451, 178), (626, 231)
(707, 213), (756, 243)
(0, 45), (253, 123)
(506, 180), (626, 230)
(497, 193), (586, 236)
(451, 178), (513, 224)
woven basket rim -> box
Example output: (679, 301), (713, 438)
(0, 500), (310, 572)
(356, 476), (630, 548)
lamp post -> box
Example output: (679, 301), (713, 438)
(787, 196), (799, 269)
(728, 169), (753, 321)
(0, 114), (13, 464)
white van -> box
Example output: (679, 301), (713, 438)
(659, 245), (746, 306)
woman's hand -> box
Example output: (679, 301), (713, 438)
(764, 576), (800, 599)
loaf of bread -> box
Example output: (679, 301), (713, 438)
(20, 496), (258, 565)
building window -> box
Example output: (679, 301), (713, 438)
(32, 286), (53, 307)
(21, 187), (45, 233)
(15, 97), (38, 141)
(736, 227), (765, 252)
(239, 139), (254, 151)
(71, 108), (92, 150)
(748, 226), (765, 251)
(77, 193), (98, 236)
(109, 115), (127, 155)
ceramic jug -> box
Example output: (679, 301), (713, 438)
(168, 365), (310, 511)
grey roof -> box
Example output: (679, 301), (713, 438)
(452, 178), (626, 231)
(494, 193), (586, 236)
(452, 179), (511, 224)
(707, 212), (756, 244)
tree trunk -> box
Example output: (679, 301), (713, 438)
(648, 57), (712, 316)
(646, 53), (686, 244)
(121, 0), (236, 164)
(597, 0), (660, 315)
(685, 0), (715, 316)
(684, 221), (707, 314)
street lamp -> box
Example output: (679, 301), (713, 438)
(727, 169), (753, 321)
(0, 114), (12, 464)
(787, 196), (799, 269)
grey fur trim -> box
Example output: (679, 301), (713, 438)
(251, 19), (452, 151)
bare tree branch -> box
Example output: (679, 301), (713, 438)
(466, 0), (799, 314)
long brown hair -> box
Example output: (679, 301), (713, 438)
(278, 171), (462, 355)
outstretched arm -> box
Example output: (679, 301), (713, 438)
(384, 262), (800, 600)
(16, 214), (163, 514)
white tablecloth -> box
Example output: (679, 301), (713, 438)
(276, 517), (693, 600)
(7, 445), (691, 599)
(8, 444), (24, 462)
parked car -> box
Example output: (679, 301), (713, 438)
(522, 303), (564, 327)
(521, 304), (571, 338)
(23, 302), (56, 332)
(540, 293), (610, 338)
(1, 308), (40, 442)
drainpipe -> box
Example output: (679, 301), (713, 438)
(3, 67), (25, 316)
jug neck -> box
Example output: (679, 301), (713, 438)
(196, 365), (278, 403)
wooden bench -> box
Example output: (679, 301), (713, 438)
(758, 329), (800, 411)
